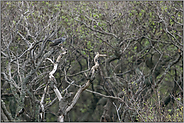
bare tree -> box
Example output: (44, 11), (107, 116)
(1, 1), (183, 122)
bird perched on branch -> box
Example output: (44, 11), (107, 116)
(48, 37), (66, 47)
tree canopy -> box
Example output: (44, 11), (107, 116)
(1, 1), (183, 122)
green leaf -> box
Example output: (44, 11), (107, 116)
(168, 109), (172, 112)
(87, 41), (91, 49)
(177, 98), (181, 101)
(141, 9), (145, 13)
(56, 73), (59, 77)
(13, 20), (16, 24)
(55, 8), (60, 11)
(131, 10), (136, 13)
(145, 40), (149, 45)
(98, 22), (102, 26)
(65, 18), (68, 22)
(56, 4), (61, 7)
(134, 46), (137, 50)
(81, 51), (86, 55)
(80, 108), (86, 113)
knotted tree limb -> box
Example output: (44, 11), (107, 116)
(39, 84), (48, 121)
(39, 47), (67, 121)
(57, 52), (106, 122)
(49, 47), (67, 100)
